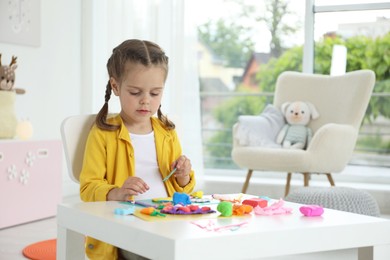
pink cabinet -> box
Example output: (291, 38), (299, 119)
(0, 140), (62, 229)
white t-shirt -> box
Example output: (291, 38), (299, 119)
(130, 131), (167, 200)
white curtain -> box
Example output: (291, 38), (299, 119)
(82, 0), (205, 185)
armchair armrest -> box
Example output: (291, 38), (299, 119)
(307, 123), (358, 172)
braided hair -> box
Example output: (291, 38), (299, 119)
(96, 39), (175, 130)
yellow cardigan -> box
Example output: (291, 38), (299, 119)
(79, 115), (195, 259)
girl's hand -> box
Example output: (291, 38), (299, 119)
(171, 155), (191, 187)
(107, 177), (149, 201)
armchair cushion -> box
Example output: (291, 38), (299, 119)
(235, 104), (285, 147)
(232, 123), (357, 173)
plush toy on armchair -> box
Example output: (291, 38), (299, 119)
(276, 101), (319, 149)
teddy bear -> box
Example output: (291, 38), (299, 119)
(276, 101), (319, 149)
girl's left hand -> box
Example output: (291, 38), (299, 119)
(171, 155), (191, 186)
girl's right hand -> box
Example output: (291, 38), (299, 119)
(107, 177), (149, 201)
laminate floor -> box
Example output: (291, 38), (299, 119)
(0, 217), (57, 260)
(0, 195), (80, 260)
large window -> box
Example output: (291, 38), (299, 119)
(197, 0), (390, 170)
(308, 1), (390, 166)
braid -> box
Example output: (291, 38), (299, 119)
(96, 81), (120, 131)
(104, 82), (111, 104)
(157, 105), (175, 130)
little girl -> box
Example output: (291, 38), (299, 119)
(79, 39), (196, 260)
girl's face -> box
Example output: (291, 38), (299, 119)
(111, 62), (166, 131)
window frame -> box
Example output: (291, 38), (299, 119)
(303, 0), (390, 73)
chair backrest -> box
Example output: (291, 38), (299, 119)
(273, 70), (375, 133)
(60, 114), (96, 183)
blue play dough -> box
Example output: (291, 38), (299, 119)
(172, 192), (191, 205)
(114, 206), (135, 215)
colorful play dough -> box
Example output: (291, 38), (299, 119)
(233, 204), (253, 216)
(173, 192), (191, 206)
(160, 204), (215, 215)
(299, 205), (324, 216)
(191, 190), (204, 198)
(217, 201), (233, 217)
(242, 198), (268, 208)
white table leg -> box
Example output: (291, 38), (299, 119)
(57, 225), (85, 260)
(359, 245), (390, 260)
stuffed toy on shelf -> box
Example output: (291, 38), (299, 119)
(276, 101), (319, 149)
(0, 55), (25, 94)
(0, 54), (26, 139)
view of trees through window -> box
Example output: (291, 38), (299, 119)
(197, 0), (390, 169)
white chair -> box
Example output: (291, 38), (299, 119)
(231, 70), (376, 196)
(60, 114), (96, 183)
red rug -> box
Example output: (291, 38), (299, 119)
(22, 239), (56, 260)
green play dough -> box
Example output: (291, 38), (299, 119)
(217, 201), (233, 217)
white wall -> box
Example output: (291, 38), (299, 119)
(1, 0), (205, 200)
(0, 0), (82, 197)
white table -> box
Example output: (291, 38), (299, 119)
(57, 199), (390, 260)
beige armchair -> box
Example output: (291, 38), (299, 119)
(231, 70), (376, 196)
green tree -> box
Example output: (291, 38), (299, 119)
(258, 46), (303, 92)
(197, 0), (299, 67)
(198, 18), (254, 67)
(256, 0), (300, 58)
(206, 96), (266, 167)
